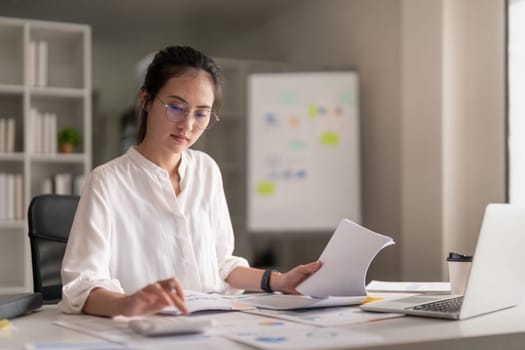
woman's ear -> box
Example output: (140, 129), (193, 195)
(140, 90), (152, 112)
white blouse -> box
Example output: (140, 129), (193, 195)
(59, 147), (249, 314)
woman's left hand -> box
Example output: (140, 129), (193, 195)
(271, 260), (322, 294)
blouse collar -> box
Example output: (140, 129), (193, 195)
(127, 146), (187, 182)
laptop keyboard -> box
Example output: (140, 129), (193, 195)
(412, 296), (464, 313)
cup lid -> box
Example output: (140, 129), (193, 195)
(447, 252), (473, 262)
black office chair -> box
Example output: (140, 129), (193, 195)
(27, 194), (79, 304)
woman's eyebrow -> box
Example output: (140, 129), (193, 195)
(165, 95), (212, 109)
(165, 95), (188, 104)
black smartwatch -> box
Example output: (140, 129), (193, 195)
(260, 269), (275, 292)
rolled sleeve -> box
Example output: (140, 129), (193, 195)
(218, 256), (249, 295)
(59, 276), (123, 314)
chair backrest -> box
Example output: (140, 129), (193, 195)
(27, 194), (79, 303)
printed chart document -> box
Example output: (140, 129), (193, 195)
(297, 218), (395, 298)
(162, 290), (252, 315)
(243, 305), (403, 327)
(25, 342), (127, 350)
(236, 293), (366, 310)
(227, 327), (382, 350)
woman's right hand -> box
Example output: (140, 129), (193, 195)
(119, 277), (189, 316)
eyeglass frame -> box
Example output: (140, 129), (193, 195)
(156, 96), (220, 130)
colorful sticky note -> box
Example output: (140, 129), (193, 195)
(0, 319), (10, 330)
(287, 140), (306, 151)
(337, 89), (355, 105)
(280, 91), (298, 105)
(256, 181), (276, 195)
(288, 115), (300, 128)
(296, 169), (307, 178)
(308, 105), (317, 119)
(363, 296), (384, 304)
(264, 113), (278, 126)
(321, 132), (340, 145)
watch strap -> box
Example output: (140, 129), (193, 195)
(260, 269), (274, 292)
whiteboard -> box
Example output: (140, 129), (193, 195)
(247, 72), (361, 232)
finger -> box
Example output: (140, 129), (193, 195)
(160, 278), (189, 315)
(166, 277), (186, 301)
(127, 289), (170, 316)
(169, 293), (190, 315)
(300, 260), (322, 274)
(288, 288), (301, 295)
(148, 282), (176, 307)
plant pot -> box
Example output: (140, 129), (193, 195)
(60, 143), (75, 153)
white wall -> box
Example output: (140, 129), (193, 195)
(441, 0), (506, 277)
(400, 0), (444, 280)
(3, 0), (505, 281)
(400, 0), (505, 280)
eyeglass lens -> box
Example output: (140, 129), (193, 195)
(164, 103), (216, 130)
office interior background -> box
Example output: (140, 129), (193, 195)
(1, 0), (521, 288)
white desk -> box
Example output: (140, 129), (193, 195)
(2, 301), (525, 350)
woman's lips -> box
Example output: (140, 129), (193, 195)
(171, 134), (189, 143)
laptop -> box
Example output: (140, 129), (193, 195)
(361, 203), (525, 320)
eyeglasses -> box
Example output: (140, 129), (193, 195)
(157, 96), (220, 130)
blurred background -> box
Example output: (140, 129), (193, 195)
(0, 0), (511, 285)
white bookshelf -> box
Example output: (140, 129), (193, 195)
(193, 58), (287, 260)
(0, 17), (91, 294)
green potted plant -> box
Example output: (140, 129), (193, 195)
(58, 128), (81, 153)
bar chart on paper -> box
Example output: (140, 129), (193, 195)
(247, 72), (360, 232)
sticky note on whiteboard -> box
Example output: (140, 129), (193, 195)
(256, 181), (276, 195)
(321, 132), (340, 145)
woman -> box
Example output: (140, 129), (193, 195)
(60, 46), (321, 317)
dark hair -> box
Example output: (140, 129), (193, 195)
(137, 46), (223, 143)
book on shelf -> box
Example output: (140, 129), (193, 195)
(54, 173), (72, 195)
(6, 118), (15, 153)
(37, 40), (48, 87)
(0, 118), (16, 153)
(0, 118), (4, 153)
(29, 40), (48, 87)
(29, 40), (37, 86)
(30, 108), (41, 153)
(0, 173), (5, 219)
(0, 173), (24, 220)
(30, 108), (57, 153)
(14, 174), (23, 220)
(41, 178), (52, 194)
(41, 173), (86, 196)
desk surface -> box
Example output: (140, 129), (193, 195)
(2, 299), (525, 350)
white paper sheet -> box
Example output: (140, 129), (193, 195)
(25, 342), (126, 350)
(243, 306), (403, 327)
(236, 293), (365, 310)
(297, 218), (395, 298)
(227, 328), (382, 350)
(366, 280), (451, 294)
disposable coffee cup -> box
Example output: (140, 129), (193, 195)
(447, 252), (473, 295)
